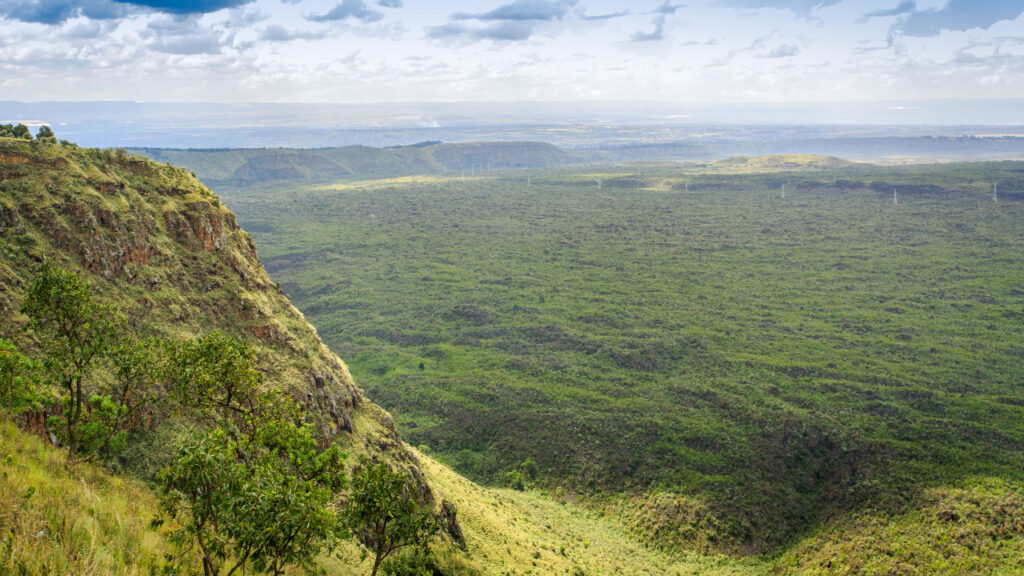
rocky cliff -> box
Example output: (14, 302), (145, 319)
(0, 138), (412, 467)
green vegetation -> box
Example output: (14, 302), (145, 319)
(22, 260), (125, 459)
(3, 260), (451, 576)
(220, 156), (1024, 554)
(157, 402), (348, 576)
(0, 124), (33, 141)
(414, 447), (765, 576)
(0, 338), (39, 411)
(775, 478), (1024, 575)
(0, 419), (180, 575)
(3, 136), (1023, 575)
(343, 458), (439, 576)
(0, 137), (461, 575)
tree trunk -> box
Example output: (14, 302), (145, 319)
(370, 549), (385, 576)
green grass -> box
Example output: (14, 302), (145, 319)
(218, 158), (1024, 552)
(0, 418), (185, 576)
(775, 477), (1024, 575)
(414, 447), (767, 576)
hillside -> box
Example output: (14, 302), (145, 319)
(0, 137), (437, 572)
(134, 141), (571, 188)
(216, 156), (1024, 561)
(0, 139), (393, 449)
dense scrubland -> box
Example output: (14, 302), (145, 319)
(218, 155), (1024, 557)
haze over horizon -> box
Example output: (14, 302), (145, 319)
(1, 0), (1023, 105)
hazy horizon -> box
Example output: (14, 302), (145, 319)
(3, 98), (1024, 149)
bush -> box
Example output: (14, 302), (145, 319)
(382, 547), (482, 576)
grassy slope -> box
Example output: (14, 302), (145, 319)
(775, 478), (1024, 575)
(0, 420), (177, 576)
(216, 156), (1024, 556)
(414, 447), (766, 576)
(5, 415), (1023, 576)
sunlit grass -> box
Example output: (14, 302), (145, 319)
(776, 478), (1024, 575)
(0, 418), (184, 576)
(414, 447), (767, 576)
(313, 174), (466, 192)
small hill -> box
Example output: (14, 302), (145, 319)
(711, 154), (853, 171)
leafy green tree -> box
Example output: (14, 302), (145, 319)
(0, 338), (40, 411)
(35, 125), (57, 144)
(162, 331), (261, 426)
(76, 336), (167, 459)
(158, 427), (244, 576)
(503, 470), (524, 491)
(519, 457), (537, 481)
(21, 261), (122, 458)
(12, 124), (32, 140)
(158, 396), (348, 576)
(343, 458), (440, 576)
(0, 124), (13, 138)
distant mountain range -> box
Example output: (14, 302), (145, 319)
(4, 100), (1024, 149)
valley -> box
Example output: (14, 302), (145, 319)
(211, 154), (1024, 563)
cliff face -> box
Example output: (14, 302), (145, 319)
(0, 138), (402, 454)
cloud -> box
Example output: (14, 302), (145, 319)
(715, 0), (841, 16)
(376, 0), (401, 6)
(64, 19), (121, 38)
(857, 0), (914, 23)
(0, 0), (128, 25)
(653, 1), (685, 15)
(0, 0), (255, 24)
(581, 10), (629, 21)
(149, 34), (223, 53)
(112, 0), (254, 15)
(451, 0), (578, 22)
(426, 20), (535, 42)
(761, 43), (800, 57)
(258, 24), (327, 41)
(142, 13), (232, 54)
(307, 0), (383, 23)
(632, 15), (665, 41)
(897, 0), (1024, 37)
(429, 0), (578, 43)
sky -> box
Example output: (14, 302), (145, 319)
(0, 0), (1023, 104)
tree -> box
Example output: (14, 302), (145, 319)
(21, 261), (122, 458)
(158, 395), (348, 576)
(0, 338), (39, 411)
(162, 331), (261, 427)
(35, 125), (57, 144)
(343, 458), (439, 576)
(158, 333), (347, 576)
(12, 124), (32, 140)
(76, 336), (166, 459)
